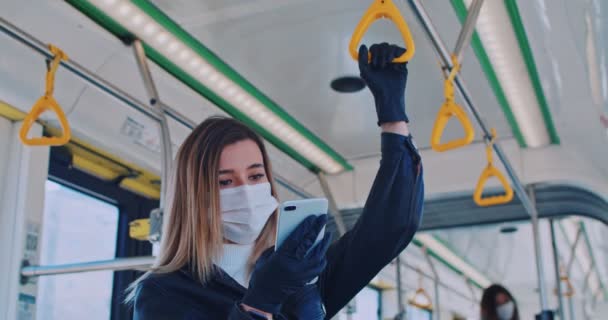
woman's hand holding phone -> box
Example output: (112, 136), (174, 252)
(241, 214), (332, 315)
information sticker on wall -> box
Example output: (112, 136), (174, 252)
(18, 294), (35, 320)
(120, 116), (161, 153)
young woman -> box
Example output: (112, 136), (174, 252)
(480, 284), (521, 320)
(127, 43), (424, 319)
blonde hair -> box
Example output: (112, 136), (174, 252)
(125, 116), (278, 303)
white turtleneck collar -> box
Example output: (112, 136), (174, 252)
(215, 243), (254, 288)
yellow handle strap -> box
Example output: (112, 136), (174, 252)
(349, 0), (416, 63)
(473, 129), (514, 206)
(20, 44), (71, 146)
(409, 288), (433, 311)
(554, 266), (575, 298)
(559, 275), (575, 298)
(430, 56), (475, 152)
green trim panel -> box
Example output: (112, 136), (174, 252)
(430, 235), (491, 288)
(412, 237), (486, 289)
(503, 0), (560, 144)
(66, 0), (352, 172)
(451, 0), (526, 147)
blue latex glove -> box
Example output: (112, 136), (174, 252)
(282, 285), (326, 320)
(358, 43), (409, 125)
(242, 214), (332, 315)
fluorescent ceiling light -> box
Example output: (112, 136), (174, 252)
(459, 0), (557, 147)
(416, 233), (492, 288)
(71, 0), (351, 174)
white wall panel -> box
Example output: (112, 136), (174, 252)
(0, 121), (49, 319)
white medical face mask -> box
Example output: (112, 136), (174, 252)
(220, 182), (278, 244)
(496, 301), (515, 320)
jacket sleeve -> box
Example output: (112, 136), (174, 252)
(134, 279), (258, 320)
(318, 132), (424, 318)
(133, 279), (191, 320)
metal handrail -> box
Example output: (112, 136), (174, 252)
(1, 17), (317, 278)
(132, 40), (173, 211)
(453, 0), (484, 63)
(21, 256), (155, 277)
(406, 0), (550, 311)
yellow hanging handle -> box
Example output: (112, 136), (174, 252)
(409, 269), (433, 311)
(409, 287), (433, 311)
(554, 266), (575, 298)
(430, 55), (475, 152)
(349, 0), (416, 63)
(473, 129), (514, 206)
(20, 44), (71, 146)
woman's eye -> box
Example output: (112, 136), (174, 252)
(249, 174), (265, 181)
(219, 179), (232, 186)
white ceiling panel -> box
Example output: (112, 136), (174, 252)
(151, 0), (514, 158)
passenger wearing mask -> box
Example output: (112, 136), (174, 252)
(481, 284), (520, 320)
(125, 43), (424, 319)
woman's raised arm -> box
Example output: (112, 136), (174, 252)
(318, 43), (424, 318)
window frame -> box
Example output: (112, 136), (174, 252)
(47, 146), (158, 320)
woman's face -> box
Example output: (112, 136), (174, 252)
(218, 139), (268, 189)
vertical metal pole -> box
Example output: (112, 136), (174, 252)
(579, 222), (608, 300)
(581, 264), (595, 299)
(396, 256), (406, 318)
(433, 276), (440, 320)
(453, 0), (484, 62)
(317, 172), (347, 235)
(423, 247), (440, 320)
(567, 295), (576, 320)
(527, 187), (550, 312)
(566, 226), (583, 274)
(550, 220), (566, 320)
(133, 40), (160, 104)
(465, 278), (478, 307)
(133, 40), (172, 211)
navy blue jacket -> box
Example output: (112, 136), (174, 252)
(133, 133), (424, 319)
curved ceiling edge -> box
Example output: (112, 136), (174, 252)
(328, 184), (608, 234)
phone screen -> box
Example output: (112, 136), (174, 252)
(275, 198), (328, 251)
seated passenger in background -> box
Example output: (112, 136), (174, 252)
(481, 284), (521, 320)
(125, 43), (424, 320)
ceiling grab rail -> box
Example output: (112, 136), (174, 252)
(130, 39), (173, 243)
(19, 44), (71, 146)
(430, 55), (475, 152)
(405, 0), (552, 316)
(349, 0), (416, 63)
(473, 128), (514, 206)
(1, 18), (315, 279)
(429, 0), (483, 152)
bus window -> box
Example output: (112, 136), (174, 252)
(36, 180), (119, 320)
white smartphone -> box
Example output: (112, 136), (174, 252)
(275, 198), (328, 251)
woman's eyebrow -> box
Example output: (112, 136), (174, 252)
(248, 163), (264, 169)
(218, 163), (262, 175)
